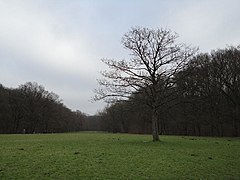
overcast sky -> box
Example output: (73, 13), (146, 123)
(0, 0), (239, 115)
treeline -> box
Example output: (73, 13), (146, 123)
(93, 46), (240, 137)
(1, 45), (240, 137)
(0, 82), (86, 134)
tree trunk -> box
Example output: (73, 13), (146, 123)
(193, 124), (196, 136)
(219, 124), (223, 137)
(152, 108), (160, 141)
(14, 114), (20, 133)
(211, 125), (214, 136)
(233, 105), (239, 136)
(197, 125), (201, 136)
(236, 105), (240, 136)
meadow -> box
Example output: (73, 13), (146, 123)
(0, 132), (239, 179)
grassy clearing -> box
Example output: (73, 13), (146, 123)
(0, 132), (239, 179)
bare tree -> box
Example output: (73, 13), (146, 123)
(95, 27), (197, 141)
(210, 46), (240, 136)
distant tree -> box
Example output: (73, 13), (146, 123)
(0, 85), (12, 133)
(18, 82), (49, 133)
(0, 82), (85, 134)
(95, 27), (197, 141)
(210, 46), (240, 136)
(175, 46), (240, 136)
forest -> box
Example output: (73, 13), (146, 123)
(0, 82), (86, 134)
(90, 45), (240, 137)
(1, 46), (240, 136)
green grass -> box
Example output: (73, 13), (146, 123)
(0, 132), (239, 179)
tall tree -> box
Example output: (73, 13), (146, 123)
(95, 27), (197, 141)
(210, 46), (240, 136)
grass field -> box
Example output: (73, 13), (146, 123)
(0, 132), (239, 179)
